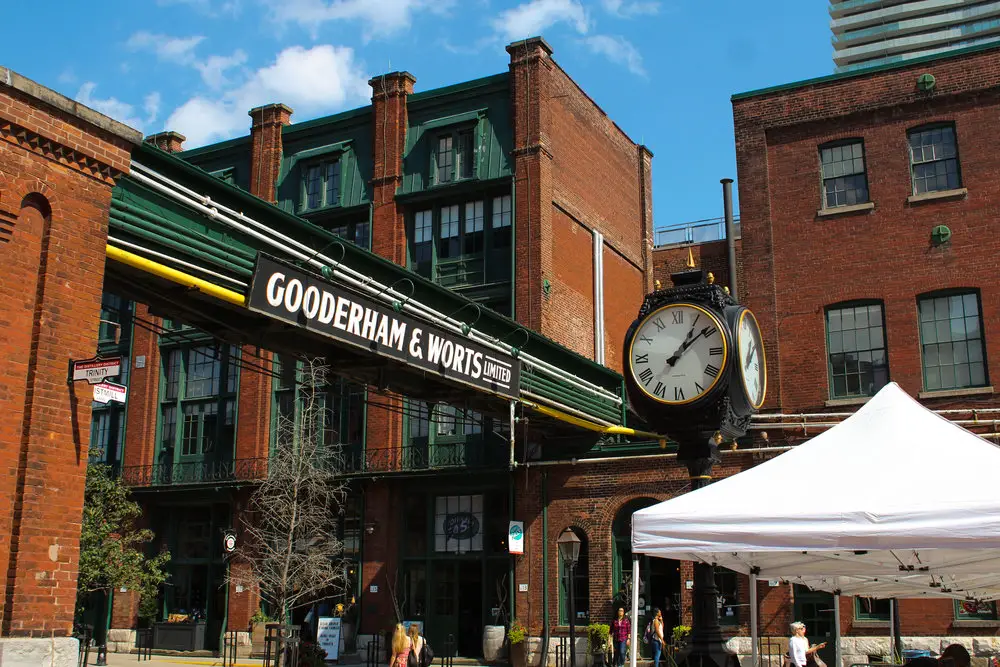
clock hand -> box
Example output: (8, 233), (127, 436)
(668, 326), (713, 368)
(665, 319), (699, 367)
(745, 343), (756, 369)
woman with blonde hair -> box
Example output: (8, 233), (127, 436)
(389, 624), (412, 667)
(407, 624), (426, 667)
(787, 621), (826, 667)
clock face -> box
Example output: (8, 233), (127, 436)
(628, 303), (729, 405)
(736, 309), (766, 409)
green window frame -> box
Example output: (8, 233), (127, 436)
(820, 140), (868, 208)
(432, 129), (475, 185)
(90, 293), (133, 468)
(908, 124), (961, 195)
(918, 291), (987, 392)
(209, 167), (235, 186)
(328, 221), (371, 251)
(158, 343), (239, 464)
(855, 597), (890, 622)
(826, 301), (889, 399)
(955, 599), (997, 621)
(402, 401), (508, 470)
(301, 159), (342, 212)
(271, 355), (365, 471)
(558, 527), (590, 626)
(406, 194), (513, 291)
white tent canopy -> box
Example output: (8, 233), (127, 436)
(631, 382), (1000, 602)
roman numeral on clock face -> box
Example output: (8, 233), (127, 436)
(654, 382), (666, 398)
(635, 353), (649, 364)
(674, 386), (685, 401)
(671, 310), (683, 324)
(638, 368), (653, 385)
(654, 317), (666, 331)
(710, 347), (723, 356)
(705, 364), (720, 378)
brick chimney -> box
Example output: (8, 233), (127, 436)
(248, 103), (293, 202)
(144, 131), (186, 153)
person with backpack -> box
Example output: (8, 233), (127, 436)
(407, 623), (434, 667)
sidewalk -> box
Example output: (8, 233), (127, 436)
(87, 653), (264, 667)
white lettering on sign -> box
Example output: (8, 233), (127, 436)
(248, 257), (521, 398)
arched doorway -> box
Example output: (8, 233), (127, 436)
(612, 499), (681, 658)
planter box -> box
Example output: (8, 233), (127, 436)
(153, 621), (205, 652)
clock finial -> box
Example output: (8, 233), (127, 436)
(707, 272), (715, 285)
(685, 245), (696, 269)
(655, 279), (662, 290)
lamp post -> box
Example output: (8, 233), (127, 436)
(557, 529), (582, 667)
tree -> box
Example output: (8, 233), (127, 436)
(77, 462), (170, 630)
(234, 357), (349, 622)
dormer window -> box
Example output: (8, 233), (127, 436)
(434, 130), (474, 185)
(302, 159), (341, 212)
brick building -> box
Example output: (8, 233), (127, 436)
(85, 36), (705, 661)
(654, 41), (1000, 664)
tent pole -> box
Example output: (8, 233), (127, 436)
(892, 598), (896, 667)
(833, 594), (841, 667)
(631, 556), (640, 667)
(750, 573), (759, 667)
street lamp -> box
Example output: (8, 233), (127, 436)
(557, 529), (582, 667)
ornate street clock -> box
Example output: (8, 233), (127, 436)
(623, 268), (766, 442)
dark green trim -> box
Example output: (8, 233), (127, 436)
(732, 40), (1000, 101)
(282, 105), (372, 137)
(409, 73), (509, 105)
(177, 135), (250, 159)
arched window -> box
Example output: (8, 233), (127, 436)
(558, 527), (589, 625)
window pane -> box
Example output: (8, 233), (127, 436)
(355, 221), (370, 250)
(439, 205), (460, 258)
(186, 347), (221, 398)
(457, 131), (474, 180)
(821, 142), (867, 208)
(827, 303), (887, 399)
(325, 160), (341, 206)
(492, 195), (512, 248)
(305, 165), (322, 209)
(437, 136), (454, 183)
(413, 210), (433, 271)
(909, 127), (960, 193)
(920, 292), (985, 390)
(164, 349), (182, 400)
(464, 200), (484, 254)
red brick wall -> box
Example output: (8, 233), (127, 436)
(734, 44), (1000, 415)
(122, 303), (160, 470)
(545, 208), (595, 358)
(248, 104), (291, 204)
(0, 78), (135, 635)
(603, 245), (645, 372)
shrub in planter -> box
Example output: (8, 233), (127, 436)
(587, 624), (610, 653)
(672, 625), (691, 646)
(299, 640), (328, 667)
(508, 621), (527, 667)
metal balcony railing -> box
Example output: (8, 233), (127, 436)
(119, 457), (268, 487)
(654, 216), (741, 248)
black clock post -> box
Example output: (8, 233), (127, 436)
(623, 264), (763, 667)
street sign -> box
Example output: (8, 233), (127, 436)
(70, 356), (122, 385)
(92, 381), (127, 404)
(223, 531), (237, 553)
(508, 521), (524, 555)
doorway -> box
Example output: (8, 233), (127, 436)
(427, 561), (482, 656)
(793, 586), (836, 667)
(613, 499), (681, 659)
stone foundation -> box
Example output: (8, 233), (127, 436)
(0, 637), (80, 667)
(726, 636), (1000, 667)
(107, 628), (136, 653)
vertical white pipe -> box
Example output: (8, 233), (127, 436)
(833, 595), (842, 667)
(750, 573), (759, 667)
(630, 556), (640, 667)
(592, 229), (605, 365)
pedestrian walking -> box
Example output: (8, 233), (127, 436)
(390, 624), (412, 667)
(611, 607), (631, 667)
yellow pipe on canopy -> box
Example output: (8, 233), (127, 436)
(106, 244), (247, 306)
(526, 401), (667, 446)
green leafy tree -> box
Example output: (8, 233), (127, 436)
(77, 462), (170, 627)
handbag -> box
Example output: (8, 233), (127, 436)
(808, 654), (827, 667)
(408, 649), (419, 667)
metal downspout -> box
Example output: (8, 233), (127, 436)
(541, 470), (550, 667)
(722, 178), (739, 301)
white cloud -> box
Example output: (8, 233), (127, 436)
(76, 82), (150, 131)
(492, 0), (588, 43)
(601, 0), (659, 17)
(266, 0), (454, 40)
(195, 50), (248, 88)
(126, 31), (206, 65)
(583, 35), (646, 76)
(143, 92), (162, 125)
(165, 44), (370, 147)
(156, 0), (242, 17)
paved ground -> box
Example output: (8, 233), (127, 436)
(88, 654), (264, 666)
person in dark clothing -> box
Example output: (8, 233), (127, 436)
(941, 644), (971, 667)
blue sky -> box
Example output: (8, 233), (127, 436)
(4, 0), (831, 229)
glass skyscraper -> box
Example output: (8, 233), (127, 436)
(832, 0), (1000, 71)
